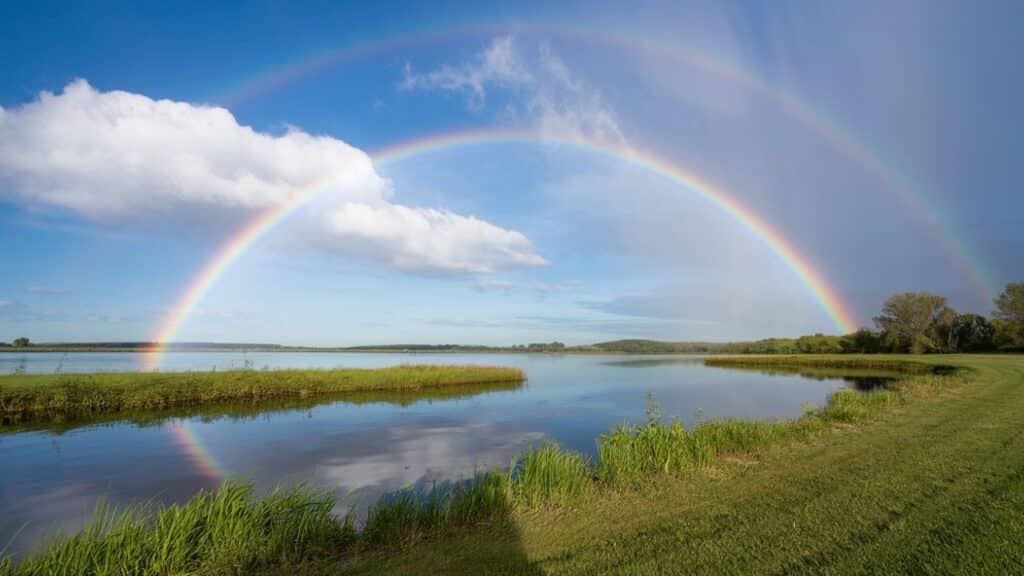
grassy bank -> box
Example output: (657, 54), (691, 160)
(5, 356), (1002, 574)
(0, 379), (524, 435)
(0, 365), (524, 426)
(703, 354), (951, 373)
(337, 355), (1023, 575)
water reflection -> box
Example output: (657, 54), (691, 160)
(701, 363), (903, 391)
(600, 357), (704, 367)
(0, 352), (887, 558)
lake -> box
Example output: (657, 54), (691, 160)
(0, 352), (889, 557)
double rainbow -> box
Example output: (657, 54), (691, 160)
(210, 23), (994, 301)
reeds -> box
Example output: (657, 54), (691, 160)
(510, 442), (592, 507)
(2, 482), (350, 576)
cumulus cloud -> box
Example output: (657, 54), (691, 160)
(402, 37), (626, 145)
(325, 203), (547, 274)
(0, 80), (545, 275)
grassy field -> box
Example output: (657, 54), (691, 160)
(3, 355), (1021, 574)
(0, 365), (524, 426)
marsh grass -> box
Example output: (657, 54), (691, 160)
(510, 443), (592, 507)
(362, 473), (512, 547)
(2, 364), (964, 572)
(1, 482), (350, 576)
(1, 379), (525, 435)
(0, 365), (524, 426)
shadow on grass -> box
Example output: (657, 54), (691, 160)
(256, 482), (544, 576)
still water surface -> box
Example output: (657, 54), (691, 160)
(0, 352), (885, 556)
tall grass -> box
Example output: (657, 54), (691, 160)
(0, 365), (524, 425)
(362, 473), (511, 547)
(2, 370), (962, 572)
(510, 443), (592, 507)
(1, 482), (350, 576)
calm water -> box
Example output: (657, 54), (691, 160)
(0, 352), (885, 556)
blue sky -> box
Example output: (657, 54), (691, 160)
(1, 0), (1021, 345)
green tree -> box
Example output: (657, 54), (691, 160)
(993, 283), (1024, 350)
(929, 306), (960, 353)
(873, 292), (952, 353)
(952, 313), (995, 352)
(12, 337), (30, 347)
(840, 329), (883, 353)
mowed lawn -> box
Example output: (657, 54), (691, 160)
(305, 355), (1024, 575)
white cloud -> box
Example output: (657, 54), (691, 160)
(0, 300), (10, 309)
(0, 80), (386, 219)
(0, 80), (545, 275)
(400, 36), (531, 109)
(325, 202), (548, 274)
(402, 37), (626, 145)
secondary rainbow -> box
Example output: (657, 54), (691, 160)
(144, 127), (859, 372)
(210, 23), (995, 300)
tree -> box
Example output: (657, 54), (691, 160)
(952, 313), (995, 352)
(873, 292), (952, 353)
(840, 329), (883, 353)
(929, 306), (959, 353)
(12, 337), (29, 348)
(993, 282), (1024, 350)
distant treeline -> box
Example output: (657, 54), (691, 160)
(6, 283), (1022, 356)
(0, 341), (282, 350)
(591, 282), (1024, 355)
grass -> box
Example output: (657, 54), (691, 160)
(510, 443), (592, 507)
(0, 482), (351, 576)
(333, 355), (1022, 575)
(5, 355), (1021, 574)
(0, 379), (525, 435)
(703, 354), (950, 373)
(0, 365), (524, 426)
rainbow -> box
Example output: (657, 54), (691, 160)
(144, 127), (859, 372)
(168, 420), (228, 479)
(210, 24), (995, 300)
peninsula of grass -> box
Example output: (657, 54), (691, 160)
(9, 355), (1020, 575)
(702, 354), (952, 373)
(0, 365), (524, 426)
(0, 378), (525, 435)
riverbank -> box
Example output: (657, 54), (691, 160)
(0, 365), (524, 426)
(336, 355), (1022, 575)
(6, 355), (1018, 574)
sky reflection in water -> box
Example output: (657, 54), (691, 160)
(0, 352), (894, 556)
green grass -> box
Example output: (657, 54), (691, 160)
(0, 482), (351, 576)
(703, 354), (950, 373)
(510, 443), (592, 507)
(329, 355), (1022, 575)
(0, 365), (524, 426)
(1, 379), (524, 435)
(361, 473), (512, 548)
(6, 355), (1022, 574)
